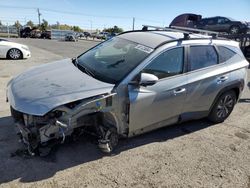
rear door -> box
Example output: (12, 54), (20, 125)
(206, 18), (218, 31)
(215, 17), (231, 32)
(182, 44), (230, 120)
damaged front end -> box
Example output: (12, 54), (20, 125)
(10, 93), (124, 156)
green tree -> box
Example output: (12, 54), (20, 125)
(0, 20), (2, 26)
(26, 20), (34, 27)
(72, 25), (82, 32)
(14, 20), (22, 29)
(103, 25), (123, 33)
(40, 19), (48, 31)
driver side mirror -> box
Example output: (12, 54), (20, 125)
(139, 73), (159, 86)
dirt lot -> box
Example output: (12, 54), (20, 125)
(0, 38), (250, 188)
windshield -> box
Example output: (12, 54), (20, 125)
(77, 37), (153, 84)
(227, 17), (236, 21)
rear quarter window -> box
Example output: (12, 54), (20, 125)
(217, 46), (237, 63)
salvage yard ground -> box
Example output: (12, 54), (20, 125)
(0, 38), (250, 188)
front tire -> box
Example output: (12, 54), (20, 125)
(98, 127), (119, 153)
(7, 48), (23, 59)
(208, 91), (236, 123)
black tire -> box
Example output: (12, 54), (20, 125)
(98, 127), (119, 153)
(229, 25), (240, 34)
(7, 48), (23, 59)
(208, 90), (237, 123)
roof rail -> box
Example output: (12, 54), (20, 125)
(142, 25), (218, 39)
(170, 26), (218, 39)
(142, 25), (191, 39)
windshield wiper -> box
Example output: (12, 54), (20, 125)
(72, 57), (95, 77)
(78, 63), (95, 77)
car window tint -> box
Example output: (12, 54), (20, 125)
(208, 19), (216, 25)
(143, 47), (184, 79)
(217, 46), (236, 63)
(189, 46), (218, 71)
(218, 18), (226, 24)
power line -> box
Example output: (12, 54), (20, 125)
(0, 5), (131, 20)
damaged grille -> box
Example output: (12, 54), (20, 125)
(10, 106), (49, 126)
(11, 106), (24, 123)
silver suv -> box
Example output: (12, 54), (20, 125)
(6, 26), (249, 155)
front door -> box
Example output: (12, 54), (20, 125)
(128, 47), (188, 135)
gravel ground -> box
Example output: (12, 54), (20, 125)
(0, 38), (250, 188)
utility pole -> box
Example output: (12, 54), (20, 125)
(7, 22), (9, 38)
(37, 8), (41, 26)
(132, 17), (135, 30)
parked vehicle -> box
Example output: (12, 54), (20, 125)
(65, 33), (78, 42)
(83, 31), (91, 37)
(30, 29), (41, 38)
(195, 16), (249, 34)
(40, 30), (51, 39)
(0, 38), (31, 59)
(106, 32), (117, 40)
(20, 26), (32, 38)
(169, 13), (202, 28)
(6, 26), (248, 156)
(97, 32), (109, 40)
(170, 14), (250, 34)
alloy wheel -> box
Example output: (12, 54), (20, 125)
(230, 26), (239, 34)
(9, 49), (21, 59)
(216, 94), (234, 118)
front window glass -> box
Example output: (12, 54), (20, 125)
(77, 37), (152, 84)
(142, 47), (184, 79)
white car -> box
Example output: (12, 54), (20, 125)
(0, 39), (31, 59)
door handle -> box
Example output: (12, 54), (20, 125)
(174, 88), (186, 95)
(217, 76), (228, 84)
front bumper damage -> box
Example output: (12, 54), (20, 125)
(10, 93), (124, 156)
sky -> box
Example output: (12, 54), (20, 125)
(0, 0), (250, 31)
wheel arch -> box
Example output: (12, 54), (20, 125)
(209, 81), (244, 114)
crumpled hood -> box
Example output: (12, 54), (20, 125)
(7, 59), (114, 116)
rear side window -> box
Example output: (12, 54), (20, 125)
(189, 46), (218, 71)
(217, 46), (236, 63)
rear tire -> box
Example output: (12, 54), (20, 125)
(208, 91), (236, 123)
(229, 25), (240, 34)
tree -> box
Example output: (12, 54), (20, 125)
(40, 19), (48, 31)
(14, 20), (22, 29)
(103, 25), (123, 33)
(72, 25), (82, 32)
(26, 20), (34, 27)
(0, 20), (2, 26)
(113, 25), (123, 33)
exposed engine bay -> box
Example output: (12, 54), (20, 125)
(10, 93), (128, 156)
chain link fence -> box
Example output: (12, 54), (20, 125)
(0, 25), (19, 37)
(51, 29), (74, 40)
